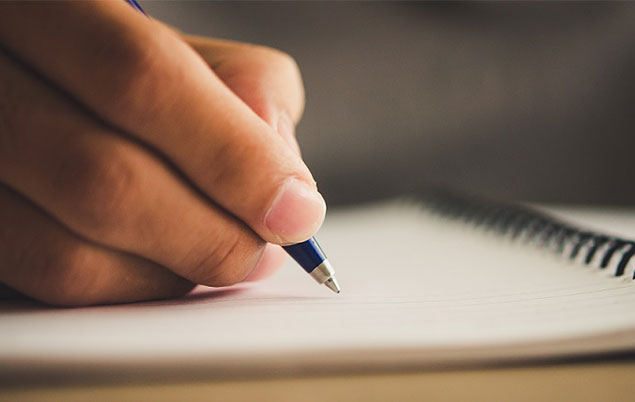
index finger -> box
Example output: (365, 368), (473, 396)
(0, 1), (326, 245)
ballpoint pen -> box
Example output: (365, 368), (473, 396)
(124, 0), (341, 294)
(283, 237), (340, 293)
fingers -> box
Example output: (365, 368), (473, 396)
(0, 48), (266, 288)
(244, 244), (288, 282)
(184, 35), (300, 277)
(0, 184), (195, 306)
(186, 35), (305, 154)
(0, 1), (325, 245)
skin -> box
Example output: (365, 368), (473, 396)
(0, 1), (326, 306)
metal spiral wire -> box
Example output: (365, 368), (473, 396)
(420, 191), (635, 279)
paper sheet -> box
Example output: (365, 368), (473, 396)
(2, 201), (635, 377)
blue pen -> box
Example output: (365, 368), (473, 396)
(282, 237), (340, 293)
(124, 0), (341, 294)
(124, 0), (146, 15)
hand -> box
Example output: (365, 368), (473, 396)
(0, 1), (325, 305)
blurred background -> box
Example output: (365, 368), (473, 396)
(144, 1), (635, 207)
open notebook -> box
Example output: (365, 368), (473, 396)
(2, 198), (635, 381)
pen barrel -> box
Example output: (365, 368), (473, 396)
(282, 237), (326, 273)
(124, 0), (147, 14)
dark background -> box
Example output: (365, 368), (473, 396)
(144, 1), (635, 206)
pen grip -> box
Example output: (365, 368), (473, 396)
(283, 237), (326, 273)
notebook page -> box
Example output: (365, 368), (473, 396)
(2, 201), (635, 374)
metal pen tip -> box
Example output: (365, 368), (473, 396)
(324, 276), (341, 294)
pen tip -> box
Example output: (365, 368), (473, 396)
(324, 277), (341, 294)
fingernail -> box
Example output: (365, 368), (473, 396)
(277, 112), (302, 155)
(264, 178), (326, 244)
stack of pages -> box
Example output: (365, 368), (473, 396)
(2, 200), (635, 380)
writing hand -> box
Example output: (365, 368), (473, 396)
(0, 2), (324, 305)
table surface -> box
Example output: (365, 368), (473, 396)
(3, 360), (635, 402)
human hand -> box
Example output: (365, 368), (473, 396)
(0, 1), (325, 305)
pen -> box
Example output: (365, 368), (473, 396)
(283, 238), (340, 293)
(124, 0), (341, 294)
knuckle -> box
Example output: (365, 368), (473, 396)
(261, 47), (302, 82)
(254, 47), (305, 115)
(274, 51), (302, 86)
(241, 44), (301, 79)
(97, 30), (176, 123)
(273, 50), (301, 76)
(45, 244), (196, 306)
(256, 46), (297, 69)
(202, 139), (243, 190)
(44, 246), (99, 306)
(187, 231), (264, 287)
(57, 142), (140, 241)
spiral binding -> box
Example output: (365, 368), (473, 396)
(420, 192), (635, 279)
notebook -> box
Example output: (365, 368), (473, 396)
(2, 195), (635, 382)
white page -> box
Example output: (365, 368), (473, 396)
(2, 201), (635, 377)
